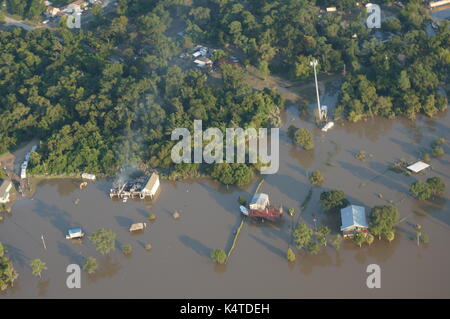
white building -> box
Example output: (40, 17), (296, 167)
(0, 180), (13, 204)
(249, 193), (269, 210)
(142, 172), (160, 199)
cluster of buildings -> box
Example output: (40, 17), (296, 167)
(109, 172), (160, 201)
(191, 45), (213, 68)
(44, 0), (99, 20)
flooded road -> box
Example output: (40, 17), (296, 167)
(1, 86), (449, 298)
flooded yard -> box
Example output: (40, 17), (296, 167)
(1, 82), (449, 298)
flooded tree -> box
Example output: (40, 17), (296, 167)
(410, 181), (432, 200)
(317, 226), (330, 247)
(307, 241), (321, 255)
(29, 259), (47, 278)
(122, 245), (132, 256)
(293, 223), (313, 250)
(410, 177), (445, 200)
(366, 234), (374, 245)
(369, 206), (399, 241)
(293, 128), (314, 151)
(210, 249), (227, 265)
(89, 228), (117, 256)
(83, 257), (99, 274)
(0, 242), (19, 291)
(353, 232), (366, 248)
(427, 177), (446, 196)
(331, 235), (342, 251)
(386, 231), (395, 243)
(286, 248), (296, 263)
(320, 190), (348, 212)
(287, 208), (295, 217)
(309, 170), (324, 185)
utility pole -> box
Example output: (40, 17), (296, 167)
(310, 59), (322, 121)
(41, 234), (47, 251)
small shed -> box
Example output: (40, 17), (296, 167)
(81, 173), (96, 180)
(340, 205), (368, 238)
(0, 179), (13, 204)
(249, 193), (270, 210)
(406, 161), (430, 173)
(129, 222), (146, 232)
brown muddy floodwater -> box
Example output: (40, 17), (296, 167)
(1, 88), (449, 298)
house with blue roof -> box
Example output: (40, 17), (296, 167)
(340, 205), (368, 238)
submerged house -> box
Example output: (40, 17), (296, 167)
(0, 179), (13, 204)
(249, 193), (270, 210)
(340, 205), (368, 238)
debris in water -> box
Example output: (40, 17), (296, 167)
(173, 211), (180, 220)
(74, 198), (80, 205)
(79, 182), (88, 189)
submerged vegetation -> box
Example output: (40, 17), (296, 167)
(0, 242), (19, 291)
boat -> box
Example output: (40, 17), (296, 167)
(66, 228), (85, 240)
(321, 121), (335, 132)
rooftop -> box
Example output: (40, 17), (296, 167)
(340, 205), (368, 231)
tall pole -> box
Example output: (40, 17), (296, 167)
(41, 234), (47, 250)
(310, 59), (322, 121)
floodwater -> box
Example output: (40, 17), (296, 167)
(1, 82), (449, 299)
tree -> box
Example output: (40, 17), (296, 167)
(83, 257), (98, 274)
(89, 229), (117, 255)
(366, 233), (374, 245)
(307, 241), (321, 254)
(320, 190), (348, 211)
(211, 249), (227, 264)
(287, 208), (295, 216)
(331, 234), (342, 251)
(432, 146), (444, 157)
(426, 177), (445, 195)
(353, 232), (366, 247)
(293, 223), (313, 249)
(385, 231), (395, 242)
(29, 259), (47, 278)
(294, 128), (314, 150)
(0, 242), (19, 291)
(317, 226), (330, 246)
(369, 206), (399, 240)
(309, 170), (324, 185)
(122, 244), (132, 256)
(410, 181), (432, 200)
(286, 248), (296, 262)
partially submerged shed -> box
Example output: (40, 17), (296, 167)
(129, 222), (146, 232)
(406, 161), (430, 173)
